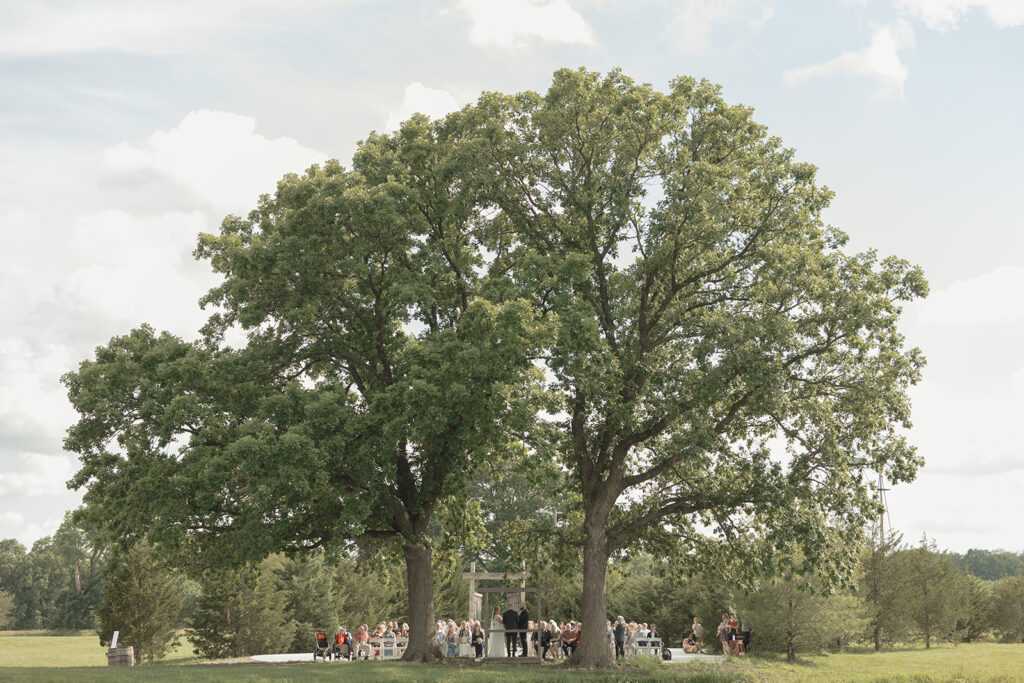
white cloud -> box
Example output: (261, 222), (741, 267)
(456, 0), (596, 49)
(0, 511), (65, 548)
(0, 338), (79, 454)
(916, 265), (1024, 325)
(385, 83), (462, 133)
(784, 22), (914, 99)
(664, 0), (772, 54)
(749, 6), (775, 31)
(55, 209), (219, 331)
(666, 0), (742, 54)
(0, 452), (79, 499)
(895, 0), (1024, 30)
(0, 0), (341, 55)
(104, 110), (328, 216)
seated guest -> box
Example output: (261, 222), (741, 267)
(354, 624), (371, 659)
(539, 620), (552, 659)
(547, 622), (561, 659)
(683, 633), (699, 654)
(333, 627), (351, 659)
(561, 621), (576, 656)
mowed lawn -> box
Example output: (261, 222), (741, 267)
(2, 631), (1024, 681)
(0, 630), (195, 668)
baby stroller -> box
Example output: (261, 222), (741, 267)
(314, 631), (333, 661)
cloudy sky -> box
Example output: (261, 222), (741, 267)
(1, 0), (1022, 553)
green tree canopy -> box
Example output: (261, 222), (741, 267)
(898, 536), (968, 648)
(64, 115), (544, 661)
(991, 576), (1024, 643)
(468, 67), (927, 665)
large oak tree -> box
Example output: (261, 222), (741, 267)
(469, 68), (927, 665)
(63, 114), (542, 662)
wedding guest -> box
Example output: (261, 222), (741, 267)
(614, 616), (626, 660)
(471, 623), (485, 657)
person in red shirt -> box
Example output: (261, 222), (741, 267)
(333, 627), (352, 660)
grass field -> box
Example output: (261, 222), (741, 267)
(0, 630), (195, 668)
(2, 631), (1023, 681)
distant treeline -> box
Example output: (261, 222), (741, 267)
(3, 513), (1024, 663)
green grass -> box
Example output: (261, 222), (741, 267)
(2, 631), (1023, 681)
(738, 642), (1024, 682)
(0, 630), (195, 668)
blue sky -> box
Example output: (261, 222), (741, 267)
(1, 0), (1022, 552)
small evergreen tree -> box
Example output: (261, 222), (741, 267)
(990, 576), (1024, 643)
(857, 531), (905, 650)
(188, 556), (295, 659)
(96, 543), (181, 663)
(898, 536), (967, 648)
(276, 554), (338, 652)
(739, 572), (865, 662)
(958, 574), (992, 642)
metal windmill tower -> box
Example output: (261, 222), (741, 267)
(853, 456), (893, 545)
(875, 467), (893, 546)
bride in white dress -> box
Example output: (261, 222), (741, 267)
(487, 606), (505, 657)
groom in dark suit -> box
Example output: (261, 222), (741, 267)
(502, 603), (519, 657)
(517, 603), (530, 656)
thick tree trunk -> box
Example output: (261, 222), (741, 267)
(873, 624), (881, 651)
(574, 501), (614, 667)
(401, 539), (441, 663)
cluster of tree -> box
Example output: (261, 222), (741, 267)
(951, 549), (1024, 581)
(0, 513), (105, 631)
(58, 67), (928, 666)
(5, 499), (1024, 664)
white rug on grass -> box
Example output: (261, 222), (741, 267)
(665, 649), (726, 663)
(251, 652), (343, 663)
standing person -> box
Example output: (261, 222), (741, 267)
(613, 616), (626, 660)
(717, 614), (731, 656)
(517, 602), (530, 656)
(446, 624), (458, 658)
(458, 621), (472, 657)
(471, 623), (485, 657)
(625, 622), (637, 657)
(488, 606), (505, 658)
(502, 603), (520, 657)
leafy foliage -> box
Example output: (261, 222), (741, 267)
(897, 536), (968, 648)
(991, 576), (1024, 643)
(465, 66), (927, 664)
(857, 531), (906, 649)
(96, 543), (181, 663)
(0, 590), (13, 629)
(188, 556), (295, 659)
(952, 549), (1024, 581)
